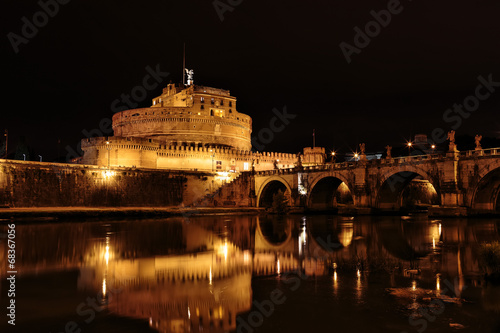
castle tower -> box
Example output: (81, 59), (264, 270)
(111, 83), (252, 150)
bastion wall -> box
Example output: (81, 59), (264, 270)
(0, 159), (226, 207)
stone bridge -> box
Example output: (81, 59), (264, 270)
(253, 148), (500, 215)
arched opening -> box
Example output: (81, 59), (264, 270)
(377, 171), (439, 211)
(375, 218), (431, 261)
(258, 216), (292, 245)
(307, 215), (353, 252)
(258, 180), (290, 208)
(472, 167), (500, 213)
(308, 177), (353, 211)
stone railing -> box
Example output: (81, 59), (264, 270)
(459, 147), (500, 157)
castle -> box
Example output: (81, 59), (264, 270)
(80, 81), (325, 172)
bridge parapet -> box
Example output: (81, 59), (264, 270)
(460, 148), (500, 158)
(251, 147), (500, 214)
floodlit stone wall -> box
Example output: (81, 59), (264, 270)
(81, 136), (299, 172)
(0, 159), (219, 207)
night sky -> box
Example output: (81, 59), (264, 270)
(2, 0), (500, 161)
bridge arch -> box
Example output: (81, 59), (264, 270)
(255, 217), (294, 251)
(375, 219), (431, 261)
(256, 176), (292, 208)
(376, 166), (440, 210)
(307, 173), (354, 210)
(470, 161), (500, 213)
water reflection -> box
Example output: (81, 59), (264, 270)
(1, 216), (500, 332)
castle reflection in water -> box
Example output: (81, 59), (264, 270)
(1, 216), (499, 332)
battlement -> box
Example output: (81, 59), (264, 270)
(80, 136), (298, 171)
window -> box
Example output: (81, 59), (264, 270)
(216, 161), (222, 170)
(200, 97), (204, 103)
(201, 105), (204, 110)
(220, 100), (224, 106)
(211, 98), (215, 104)
(229, 101), (232, 107)
(229, 109), (232, 113)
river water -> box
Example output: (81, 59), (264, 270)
(1, 214), (499, 333)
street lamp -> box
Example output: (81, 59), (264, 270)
(209, 148), (214, 172)
(22, 154), (26, 161)
(331, 151), (336, 163)
(106, 141), (111, 168)
(407, 141), (413, 156)
(3, 129), (7, 159)
(38, 155), (42, 162)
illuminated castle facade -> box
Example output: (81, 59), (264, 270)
(80, 81), (323, 172)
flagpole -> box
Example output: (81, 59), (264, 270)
(3, 129), (7, 159)
(182, 42), (186, 85)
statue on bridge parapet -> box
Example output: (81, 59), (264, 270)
(475, 135), (482, 150)
(295, 153), (303, 171)
(385, 145), (392, 160)
(359, 143), (367, 161)
(447, 130), (459, 153)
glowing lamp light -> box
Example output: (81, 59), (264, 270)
(412, 280), (417, 291)
(102, 278), (107, 296)
(103, 170), (115, 179)
(105, 245), (110, 264)
(277, 259), (281, 275)
(223, 241), (228, 261)
(431, 144), (436, 149)
(216, 171), (230, 182)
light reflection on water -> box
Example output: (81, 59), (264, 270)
(1, 215), (500, 332)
